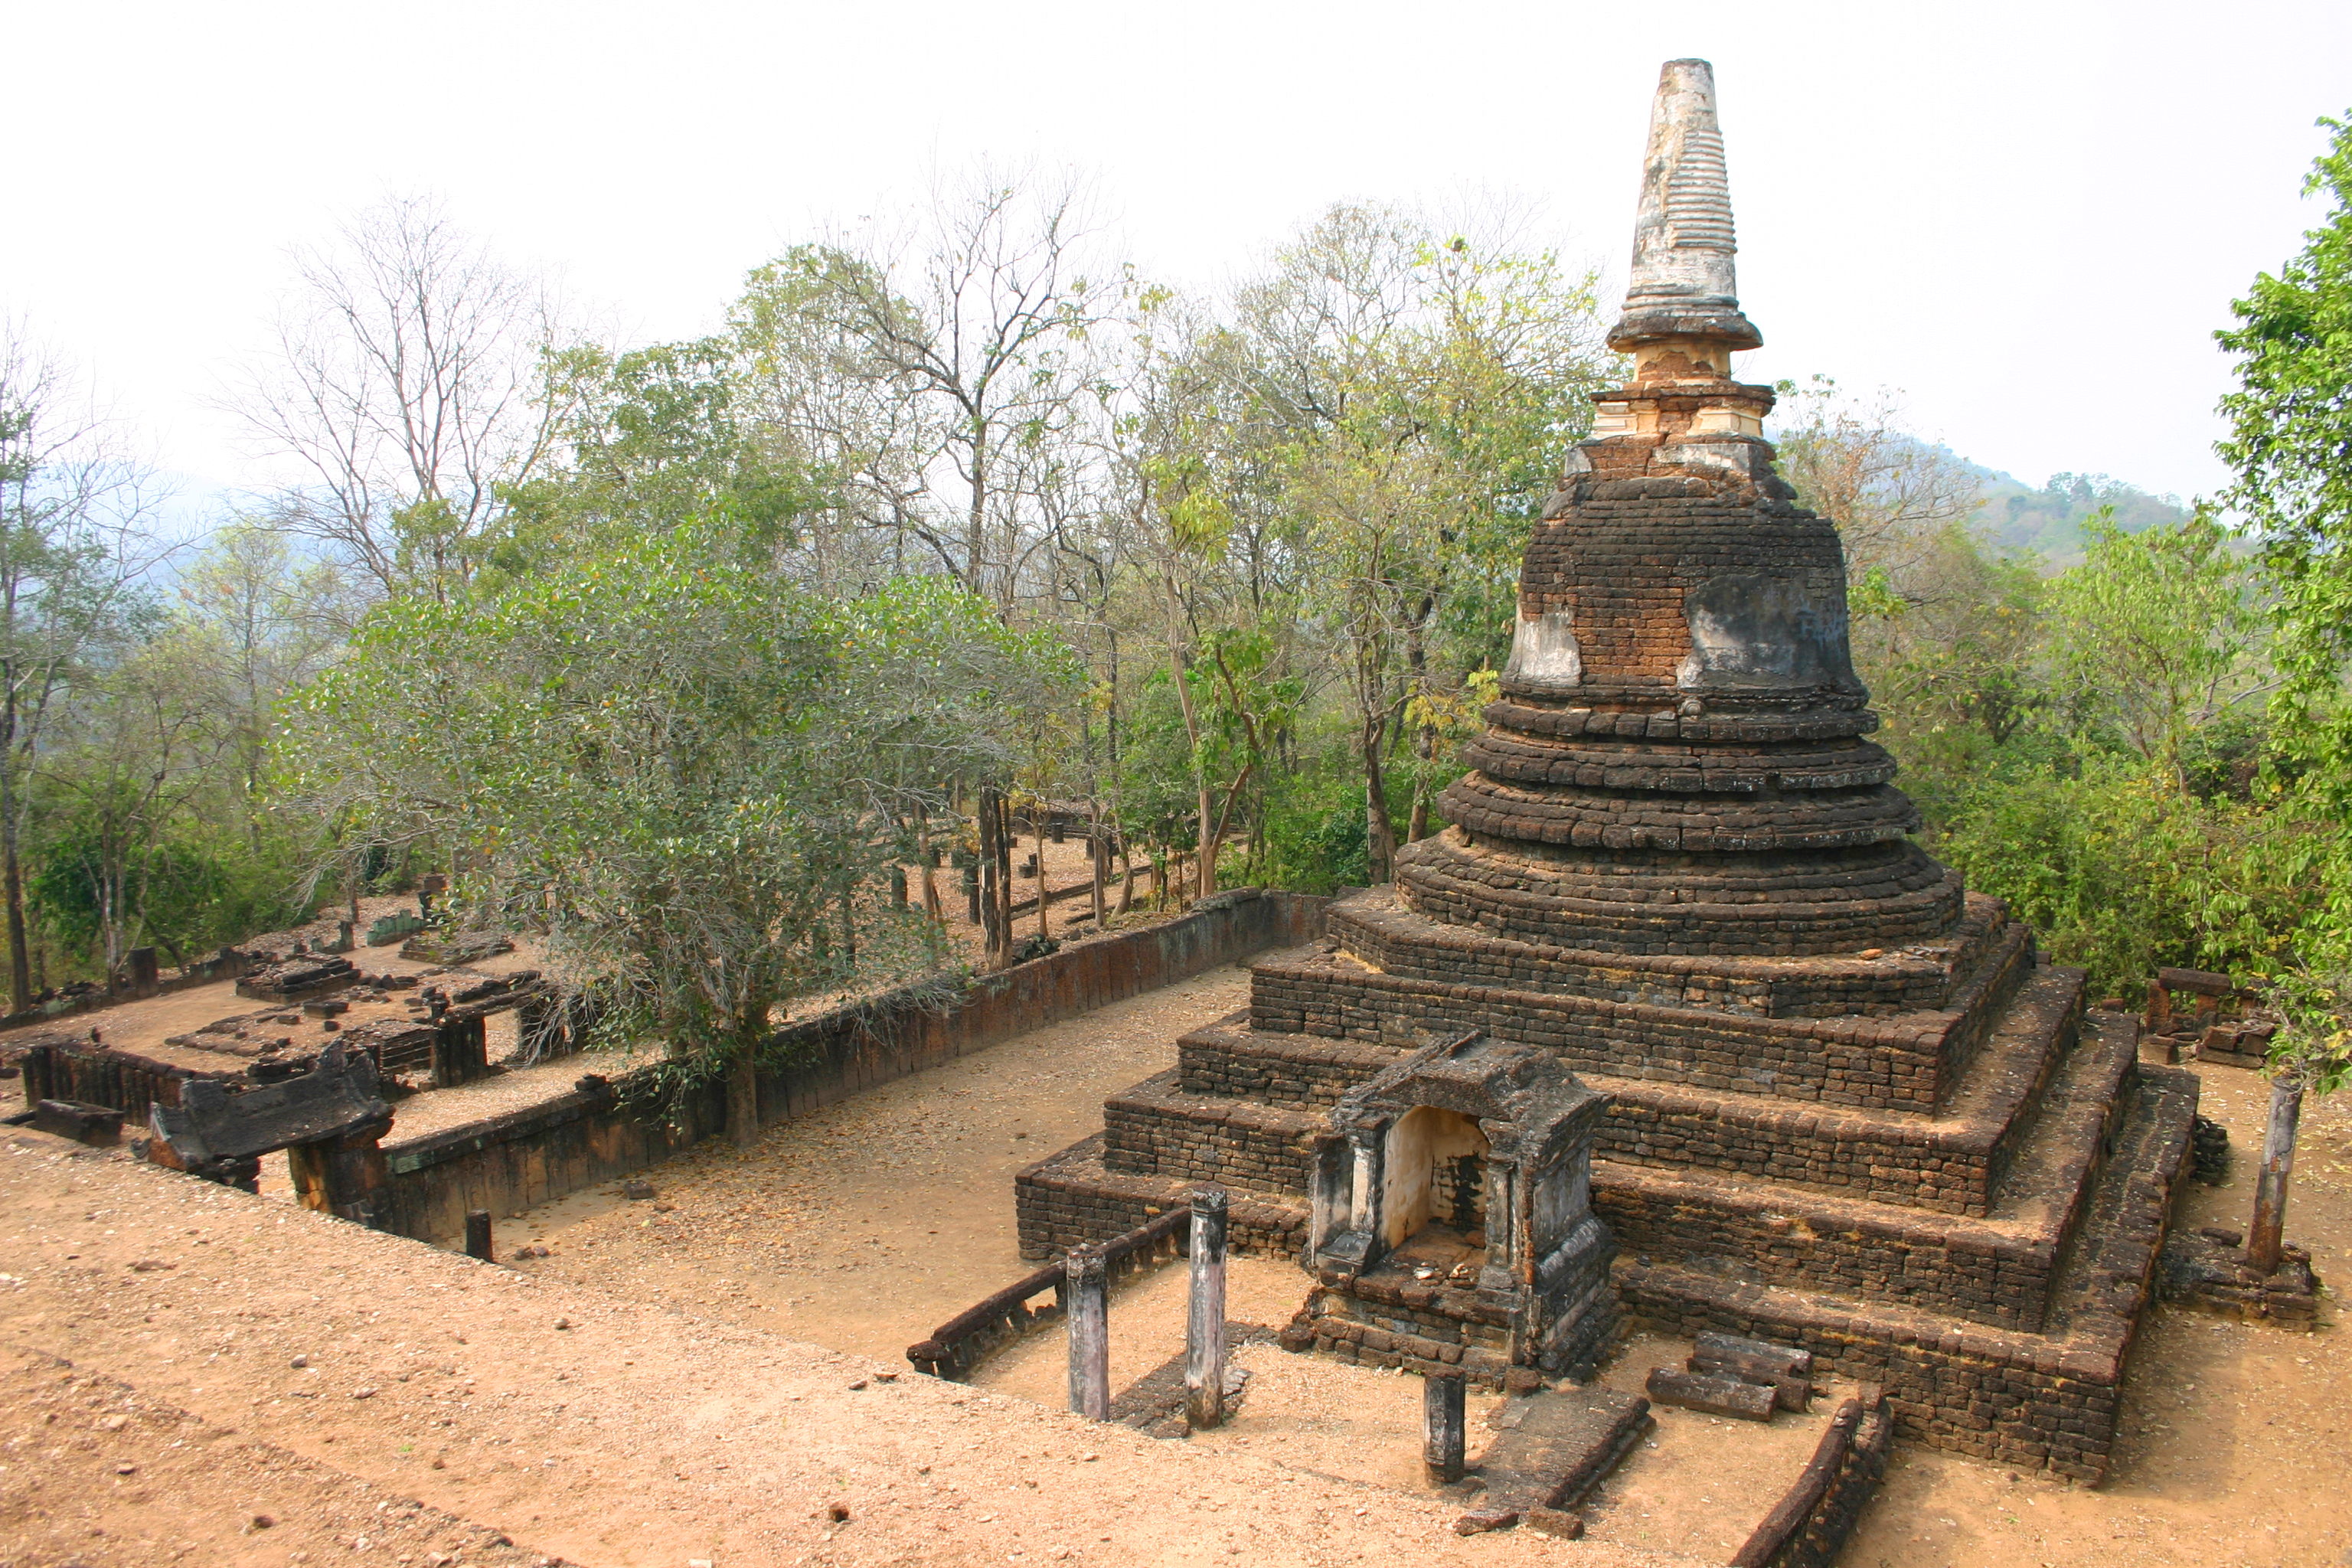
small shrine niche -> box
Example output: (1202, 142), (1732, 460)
(1303, 1032), (1619, 1381)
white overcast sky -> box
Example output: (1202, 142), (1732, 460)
(6, 0), (2348, 511)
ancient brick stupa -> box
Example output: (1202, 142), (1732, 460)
(1021, 59), (2196, 1482)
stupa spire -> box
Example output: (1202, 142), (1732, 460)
(1609, 58), (1762, 365)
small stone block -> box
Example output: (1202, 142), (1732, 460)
(1523, 1507), (1584, 1539)
(31, 1099), (126, 1145)
(1453, 1508), (1521, 1536)
(1645, 1367), (1776, 1421)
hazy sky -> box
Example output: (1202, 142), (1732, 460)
(6, 0), (2348, 511)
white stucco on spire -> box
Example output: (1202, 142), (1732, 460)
(1609, 58), (1761, 353)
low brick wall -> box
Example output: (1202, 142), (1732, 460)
(1100, 1070), (1322, 1197)
(1731, 1394), (1893, 1568)
(376, 890), (1328, 1242)
(13, 1039), (230, 1126)
(0, 948), (254, 1036)
(1014, 1134), (1310, 1262)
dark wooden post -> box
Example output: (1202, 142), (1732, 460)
(1089, 811), (1108, 929)
(1423, 1371), (1467, 1484)
(1187, 1187), (1229, 1430)
(465, 1209), (495, 1263)
(1065, 1246), (1109, 1419)
(2249, 1067), (2308, 1274)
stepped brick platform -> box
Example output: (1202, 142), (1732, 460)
(1017, 57), (2194, 1484)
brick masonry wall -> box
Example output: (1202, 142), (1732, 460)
(1175, 1022), (1401, 1109)
(1616, 1066), (2197, 1482)
(1594, 1164), (2063, 1330)
(377, 890), (1328, 1242)
(1013, 1134), (1308, 1263)
(1249, 949), (1997, 1112)
(1099, 1071), (1321, 1197)
(1328, 890), (2018, 1019)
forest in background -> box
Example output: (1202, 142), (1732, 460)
(5, 115), (2351, 1092)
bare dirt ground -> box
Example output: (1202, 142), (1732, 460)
(0, 1347), (541, 1568)
(495, 965), (1258, 1361)
(1844, 1060), (2350, 1568)
(14, 921), (2350, 1566)
(499, 990), (2352, 1567)
(0, 1129), (1685, 1568)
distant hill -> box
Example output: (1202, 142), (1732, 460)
(1959, 463), (2193, 565)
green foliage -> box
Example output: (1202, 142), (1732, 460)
(2043, 512), (2259, 774)
(2220, 112), (2352, 812)
(285, 523), (1079, 1073)
(1254, 777), (1372, 894)
(2265, 968), (2352, 1093)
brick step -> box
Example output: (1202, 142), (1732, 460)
(1585, 963), (2088, 1214)
(1592, 1010), (2139, 1333)
(2040, 1062), (2200, 1337)
(1098, 1070), (1325, 1196)
(1285, 1287), (1516, 1385)
(1321, 884), (2019, 1018)
(1168, 963), (2095, 1217)
(1175, 1013), (1406, 1109)
(1248, 906), (2036, 1115)
(1614, 1063), (2197, 1485)
(1013, 1132), (1309, 1263)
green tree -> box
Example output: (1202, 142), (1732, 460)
(2044, 513), (2262, 786)
(2219, 113), (2352, 809)
(1218, 207), (1613, 880)
(285, 522), (1078, 1135)
(0, 328), (165, 1008)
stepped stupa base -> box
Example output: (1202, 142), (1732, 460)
(1016, 53), (2194, 1491)
(1015, 889), (2198, 1481)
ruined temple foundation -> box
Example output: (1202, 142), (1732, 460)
(1017, 59), (2194, 1482)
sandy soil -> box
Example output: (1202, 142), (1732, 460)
(503, 991), (2352, 1566)
(18, 910), (2351, 1567)
(497, 965), (1256, 1361)
(1843, 1059), (2350, 1568)
(0, 1129), (1687, 1568)
(0, 1347), (543, 1568)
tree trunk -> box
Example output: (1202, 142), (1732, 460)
(1361, 720), (1397, 885)
(1, 767), (28, 1012)
(726, 1054), (760, 1150)
(916, 810), (943, 923)
(1089, 808), (1107, 928)
(978, 786), (1015, 969)
(1036, 831), (1052, 942)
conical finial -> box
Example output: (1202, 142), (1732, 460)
(1609, 59), (1762, 356)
